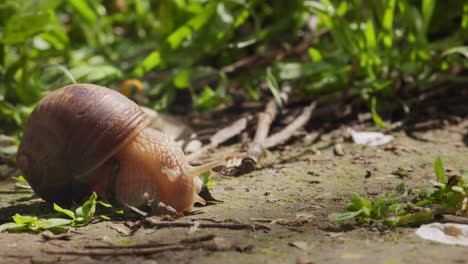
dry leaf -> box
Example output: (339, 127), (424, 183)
(416, 223), (468, 246)
(348, 129), (393, 147)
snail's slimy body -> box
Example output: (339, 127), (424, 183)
(113, 127), (205, 212)
(17, 83), (222, 212)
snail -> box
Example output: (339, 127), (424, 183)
(17, 84), (223, 212)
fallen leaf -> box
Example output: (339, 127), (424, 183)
(289, 241), (308, 250)
(416, 223), (468, 246)
(348, 129), (393, 147)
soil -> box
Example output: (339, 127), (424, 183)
(0, 119), (467, 264)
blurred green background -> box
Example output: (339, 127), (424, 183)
(0, 0), (467, 137)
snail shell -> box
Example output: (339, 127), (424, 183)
(17, 84), (220, 212)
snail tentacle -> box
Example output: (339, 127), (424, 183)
(190, 160), (225, 178)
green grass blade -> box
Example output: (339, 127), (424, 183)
(421, 0), (435, 38)
(382, 0), (396, 48)
(434, 156), (446, 184)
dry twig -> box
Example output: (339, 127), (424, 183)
(44, 234), (251, 256)
(439, 215), (468, 225)
(223, 85), (293, 175)
(223, 99), (316, 176)
(241, 99), (279, 173)
(45, 245), (185, 256)
(143, 218), (270, 231)
(263, 101), (316, 148)
(187, 117), (248, 162)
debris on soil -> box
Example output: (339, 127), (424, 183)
(143, 217), (270, 231)
(142, 107), (202, 154)
(415, 223), (468, 246)
(383, 143), (421, 155)
(439, 215), (468, 225)
(289, 241), (308, 250)
(224, 100), (316, 176)
(124, 203), (148, 217)
(149, 202), (182, 218)
(187, 117), (249, 162)
(109, 224), (132, 236)
(296, 255), (314, 264)
(391, 167), (414, 179)
(348, 128), (394, 146)
(198, 184), (222, 204)
(333, 143), (345, 156)
(41, 230), (71, 241)
(43, 234), (252, 256)
(251, 213), (315, 227)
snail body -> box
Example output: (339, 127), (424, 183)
(17, 84), (220, 212)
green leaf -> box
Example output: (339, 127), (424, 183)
(434, 156), (446, 184)
(0, 145), (17, 155)
(53, 203), (76, 220)
(442, 46), (468, 59)
(21, 0), (62, 12)
(382, 0), (396, 48)
(97, 201), (112, 208)
(173, 69), (192, 89)
(460, 169), (468, 186)
(12, 175), (28, 183)
(370, 97), (387, 128)
(364, 18), (377, 50)
(462, 3), (468, 39)
(347, 192), (371, 211)
(384, 216), (401, 227)
(166, 2), (217, 50)
(266, 68), (282, 107)
(132, 51), (162, 77)
(12, 214), (38, 225)
(133, 1), (218, 77)
(275, 62), (332, 80)
(41, 218), (72, 229)
(430, 180), (445, 188)
(394, 182), (408, 196)
(199, 170), (214, 187)
(71, 65), (122, 83)
(451, 186), (465, 194)
(397, 211), (434, 226)
(307, 48), (322, 61)
(194, 86), (225, 111)
(328, 210), (363, 222)
(421, 0), (435, 37)
(0, 134), (17, 142)
(99, 215), (110, 221)
(388, 203), (406, 214)
(39, 64), (76, 85)
(2, 12), (52, 44)
(0, 222), (23, 232)
(80, 192), (97, 222)
(68, 0), (96, 24)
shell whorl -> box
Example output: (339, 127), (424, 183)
(17, 84), (148, 205)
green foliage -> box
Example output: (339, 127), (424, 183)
(1, 0), (467, 134)
(0, 192), (111, 233)
(200, 170), (214, 187)
(11, 175), (32, 190)
(0, 214), (71, 234)
(329, 157), (468, 227)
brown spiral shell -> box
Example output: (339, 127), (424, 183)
(17, 84), (148, 205)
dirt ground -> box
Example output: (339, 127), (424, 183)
(0, 119), (467, 264)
